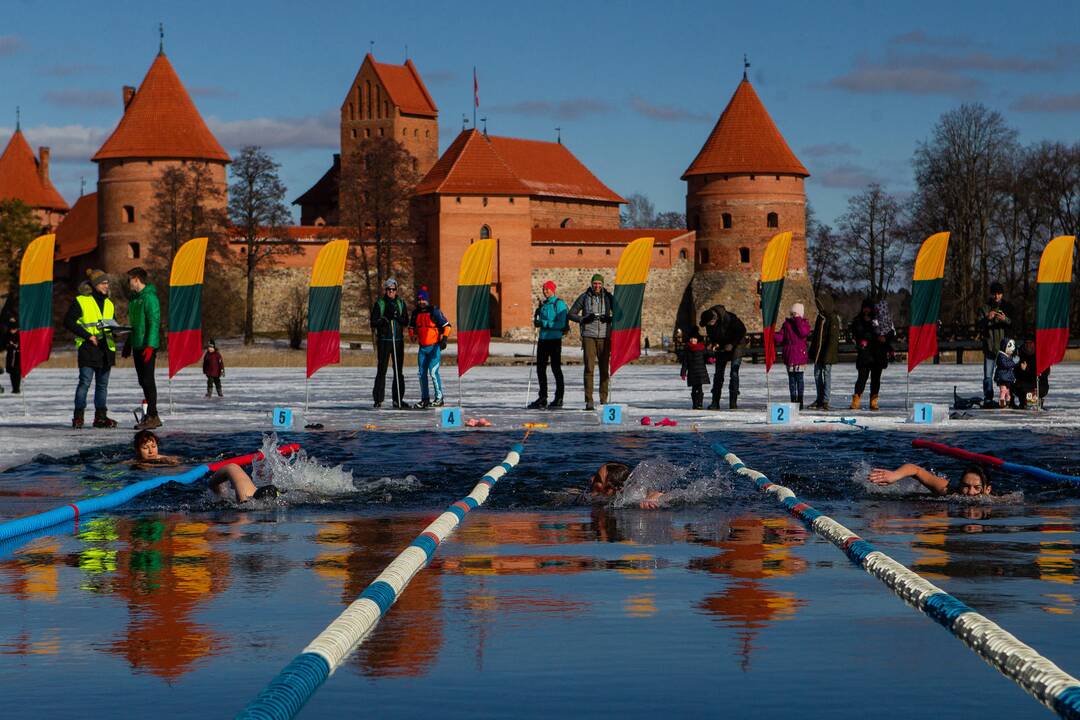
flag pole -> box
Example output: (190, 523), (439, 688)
(524, 326), (537, 408)
(305, 376), (310, 414)
(169, 378), (174, 415)
(472, 66), (477, 130)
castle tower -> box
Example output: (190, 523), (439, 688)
(0, 124), (68, 232)
(92, 50), (230, 274)
(682, 73), (811, 330)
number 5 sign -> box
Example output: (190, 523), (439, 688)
(271, 407), (294, 429)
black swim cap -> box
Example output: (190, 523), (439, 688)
(253, 484), (284, 500)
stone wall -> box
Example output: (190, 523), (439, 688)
(683, 268), (815, 335)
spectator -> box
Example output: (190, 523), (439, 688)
(700, 305), (746, 410)
(370, 278), (408, 408)
(124, 267), (162, 430)
(568, 274), (614, 410)
(63, 269), (119, 428)
(808, 292), (840, 410)
(202, 340), (225, 398)
(529, 280), (568, 410)
(977, 281), (1013, 407)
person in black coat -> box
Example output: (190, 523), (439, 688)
(0, 297), (19, 394)
(849, 298), (892, 411)
(700, 304), (746, 409)
(1013, 338), (1049, 409)
(680, 329), (710, 409)
(370, 277), (409, 408)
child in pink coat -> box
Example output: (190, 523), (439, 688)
(775, 302), (812, 408)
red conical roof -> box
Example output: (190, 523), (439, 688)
(0, 129), (68, 210)
(92, 53), (230, 162)
(683, 78), (808, 179)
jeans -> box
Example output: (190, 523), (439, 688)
(854, 366), (882, 397)
(536, 338), (564, 401)
(582, 336), (610, 405)
(133, 348), (158, 416)
(75, 366), (110, 411)
(374, 339), (406, 405)
(206, 377), (222, 396)
(786, 368), (805, 403)
(417, 344), (443, 402)
(711, 355), (741, 404)
(814, 364), (832, 406)
(983, 356), (996, 402)
(5, 348), (19, 393)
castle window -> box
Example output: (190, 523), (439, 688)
(412, 158), (418, 172)
(739, 247), (750, 263)
(679, 248), (687, 260)
(775, 175), (781, 181)
(659, 249), (664, 256)
(403, 128), (407, 136)
(722, 213), (732, 229)
(385, 101), (390, 117)
(480, 225), (491, 239)
(365, 128), (371, 138)
(767, 212), (778, 228)
(699, 248), (710, 264)
(509, 197), (515, 204)
(549, 248), (555, 255)
(349, 102), (355, 120)
(482, 197), (488, 207)
(456, 197), (461, 204)
(414, 129), (419, 137)
(123, 205), (135, 223)
(577, 249), (583, 255)
(605, 249), (611, 255)
(366, 81), (372, 118)
(351, 129), (357, 138)
(750, 175), (756, 180)
(425, 129), (430, 137)
(379, 127), (384, 137)
(128, 242), (140, 259)
(560, 217), (572, 228)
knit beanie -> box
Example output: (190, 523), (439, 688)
(417, 286), (429, 302)
(86, 268), (108, 286)
(591, 273), (603, 284)
(543, 280), (557, 293)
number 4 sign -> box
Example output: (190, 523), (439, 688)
(440, 407), (464, 429)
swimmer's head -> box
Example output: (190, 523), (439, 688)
(133, 430), (161, 461)
(253, 484), (284, 500)
(590, 462), (631, 497)
(959, 465), (991, 496)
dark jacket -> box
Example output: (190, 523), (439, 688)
(703, 305), (746, 361)
(850, 312), (891, 370)
(680, 340), (710, 387)
(127, 283), (161, 350)
(977, 298), (1013, 358)
(63, 284), (116, 369)
(809, 293), (840, 365)
(568, 288), (614, 339)
(370, 295), (408, 342)
(994, 351), (1018, 386)
(202, 350), (225, 378)
(1014, 341), (1049, 399)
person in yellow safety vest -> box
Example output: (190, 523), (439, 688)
(62, 269), (119, 428)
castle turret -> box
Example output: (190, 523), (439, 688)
(0, 126), (69, 232)
(682, 74), (811, 330)
(92, 51), (230, 273)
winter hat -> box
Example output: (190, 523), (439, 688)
(86, 268), (109, 286)
(1001, 337), (1016, 354)
(591, 273), (603, 284)
(990, 281), (1005, 294)
(699, 309), (717, 326)
(861, 298), (875, 312)
(791, 302), (805, 318)
(543, 280), (557, 293)
(417, 286), (429, 302)
(384, 277), (398, 289)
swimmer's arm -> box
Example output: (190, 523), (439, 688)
(639, 490), (664, 510)
(869, 464), (948, 495)
(208, 464), (258, 502)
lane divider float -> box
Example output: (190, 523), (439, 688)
(0, 443), (301, 543)
(237, 441), (526, 720)
(913, 438), (1080, 485)
(713, 442), (1080, 718)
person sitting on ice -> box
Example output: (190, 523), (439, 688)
(869, 463), (992, 496)
(131, 430), (281, 501)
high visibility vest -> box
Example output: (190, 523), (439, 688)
(74, 295), (116, 351)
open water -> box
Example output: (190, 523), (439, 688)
(0, 428), (1078, 718)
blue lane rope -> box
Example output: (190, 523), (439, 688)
(236, 442), (526, 720)
(713, 442), (1080, 719)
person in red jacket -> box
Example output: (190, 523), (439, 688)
(202, 340), (225, 398)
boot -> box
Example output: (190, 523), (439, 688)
(528, 397), (548, 410)
(134, 414), (162, 430)
(72, 409), (85, 429)
(432, 397), (444, 407)
(93, 408), (118, 428)
(729, 394), (738, 410)
(999, 398), (1007, 409)
(708, 399), (720, 410)
(548, 394), (563, 409)
(850, 393), (862, 410)
(798, 397), (804, 411)
(869, 395), (879, 411)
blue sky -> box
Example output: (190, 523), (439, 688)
(1, 0), (1078, 226)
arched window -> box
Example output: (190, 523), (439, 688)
(480, 225), (491, 239)
(699, 248), (710, 264)
(767, 212), (778, 228)
(123, 205), (135, 223)
(679, 248), (687, 260)
(351, 129), (357, 138)
(549, 248), (555, 255)
(605, 248), (611, 255)
(722, 213), (732, 229)
(739, 247), (750, 264)
(378, 127), (384, 137)
(128, 242), (140, 259)
(482, 197), (488, 207)
(560, 217), (572, 228)
(577, 248), (583, 255)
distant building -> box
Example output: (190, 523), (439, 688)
(0, 124), (68, 231)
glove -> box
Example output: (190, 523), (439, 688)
(533, 318), (541, 328)
(121, 342), (132, 359)
(599, 314), (612, 324)
(374, 317), (389, 330)
(439, 337), (447, 351)
(681, 371), (687, 380)
(142, 347), (154, 363)
(582, 313), (597, 324)
(723, 344), (733, 352)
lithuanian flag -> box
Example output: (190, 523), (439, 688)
(18, 233), (55, 377)
(456, 238), (495, 377)
(1036, 235), (1076, 377)
(168, 237), (207, 379)
(907, 232), (950, 372)
(307, 239), (349, 378)
(610, 236), (654, 375)
(759, 231), (793, 373)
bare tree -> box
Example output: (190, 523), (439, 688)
(654, 210), (687, 229)
(284, 283), (307, 350)
(836, 184), (909, 298)
(149, 163), (226, 264)
(0, 199), (41, 298)
(228, 146), (295, 345)
(339, 136), (419, 309)
(620, 192), (656, 228)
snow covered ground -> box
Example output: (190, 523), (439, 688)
(0, 362), (1077, 470)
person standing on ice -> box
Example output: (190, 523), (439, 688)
(808, 292), (840, 410)
(202, 340), (225, 397)
(568, 274), (614, 410)
(977, 281), (1013, 408)
(529, 280), (568, 409)
(408, 286), (450, 409)
(0, 297), (20, 394)
(64, 269), (119, 428)
(370, 277), (408, 409)
(849, 298), (891, 411)
(700, 305), (746, 410)
(775, 302), (811, 409)
(124, 267), (162, 430)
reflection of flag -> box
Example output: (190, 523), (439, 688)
(610, 236), (654, 376)
(907, 232), (950, 372)
(759, 231), (792, 373)
(168, 237), (207, 379)
(307, 239), (349, 378)
(456, 238), (495, 377)
(473, 67), (479, 108)
(1036, 235), (1076, 376)
(18, 233), (55, 377)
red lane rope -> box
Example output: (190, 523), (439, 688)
(912, 439), (1005, 467)
(207, 443), (301, 472)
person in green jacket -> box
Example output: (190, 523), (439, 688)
(529, 280), (569, 409)
(124, 266), (162, 430)
(977, 281), (1013, 407)
(808, 292), (841, 410)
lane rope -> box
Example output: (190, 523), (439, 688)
(0, 443), (300, 543)
(236, 441), (526, 720)
(713, 441), (1080, 719)
(913, 439), (1080, 485)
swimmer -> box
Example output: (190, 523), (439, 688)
(131, 430), (282, 502)
(869, 463), (992, 496)
(590, 461), (665, 509)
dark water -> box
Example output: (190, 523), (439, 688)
(0, 429), (1078, 718)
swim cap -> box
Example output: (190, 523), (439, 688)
(253, 484), (284, 500)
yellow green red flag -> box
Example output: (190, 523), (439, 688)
(1036, 235), (1075, 376)
(907, 232), (950, 372)
(759, 231), (792, 372)
(168, 236), (208, 378)
(456, 238), (495, 377)
(18, 233), (55, 377)
(610, 236), (654, 375)
(307, 239), (349, 378)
